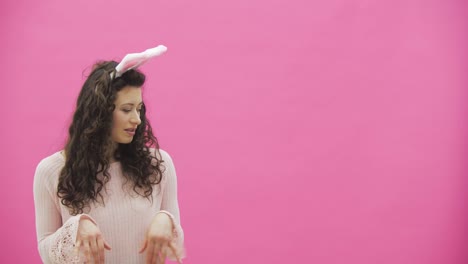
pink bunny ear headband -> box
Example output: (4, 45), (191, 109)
(110, 45), (168, 80)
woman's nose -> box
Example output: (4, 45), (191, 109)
(130, 111), (141, 125)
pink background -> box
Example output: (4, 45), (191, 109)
(1, 0), (468, 263)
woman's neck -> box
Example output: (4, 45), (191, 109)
(108, 142), (118, 163)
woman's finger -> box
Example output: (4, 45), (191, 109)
(97, 237), (105, 263)
(83, 240), (91, 263)
(103, 239), (112, 250)
(89, 237), (100, 264)
(168, 241), (182, 264)
(158, 243), (167, 264)
(139, 239), (148, 254)
(146, 240), (155, 264)
(74, 240), (82, 257)
(152, 242), (162, 264)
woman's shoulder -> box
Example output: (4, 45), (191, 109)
(34, 151), (65, 181)
(150, 148), (173, 163)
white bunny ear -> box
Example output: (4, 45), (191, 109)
(113, 45), (168, 78)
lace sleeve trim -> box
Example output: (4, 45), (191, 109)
(49, 214), (96, 263)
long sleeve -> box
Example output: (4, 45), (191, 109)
(158, 149), (186, 260)
(33, 157), (95, 263)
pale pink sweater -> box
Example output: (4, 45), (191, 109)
(33, 149), (185, 263)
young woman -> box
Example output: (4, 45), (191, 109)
(33, 46), (184, 264)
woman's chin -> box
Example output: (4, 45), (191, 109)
(116, 138), (133, 144)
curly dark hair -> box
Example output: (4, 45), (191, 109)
(58, 61), (164, 215)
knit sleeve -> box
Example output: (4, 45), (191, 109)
(33, 156), (97, 263)
(158, 149), (186, 260)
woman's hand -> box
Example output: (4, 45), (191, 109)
(139, 213), (182, 264)
(75, 217), (111, 264)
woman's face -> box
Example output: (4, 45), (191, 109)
(111, 86), (143, 144)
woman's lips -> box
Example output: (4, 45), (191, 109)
(124, 128), (136, 136)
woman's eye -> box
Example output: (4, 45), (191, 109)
(122, 109), (131, 113)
